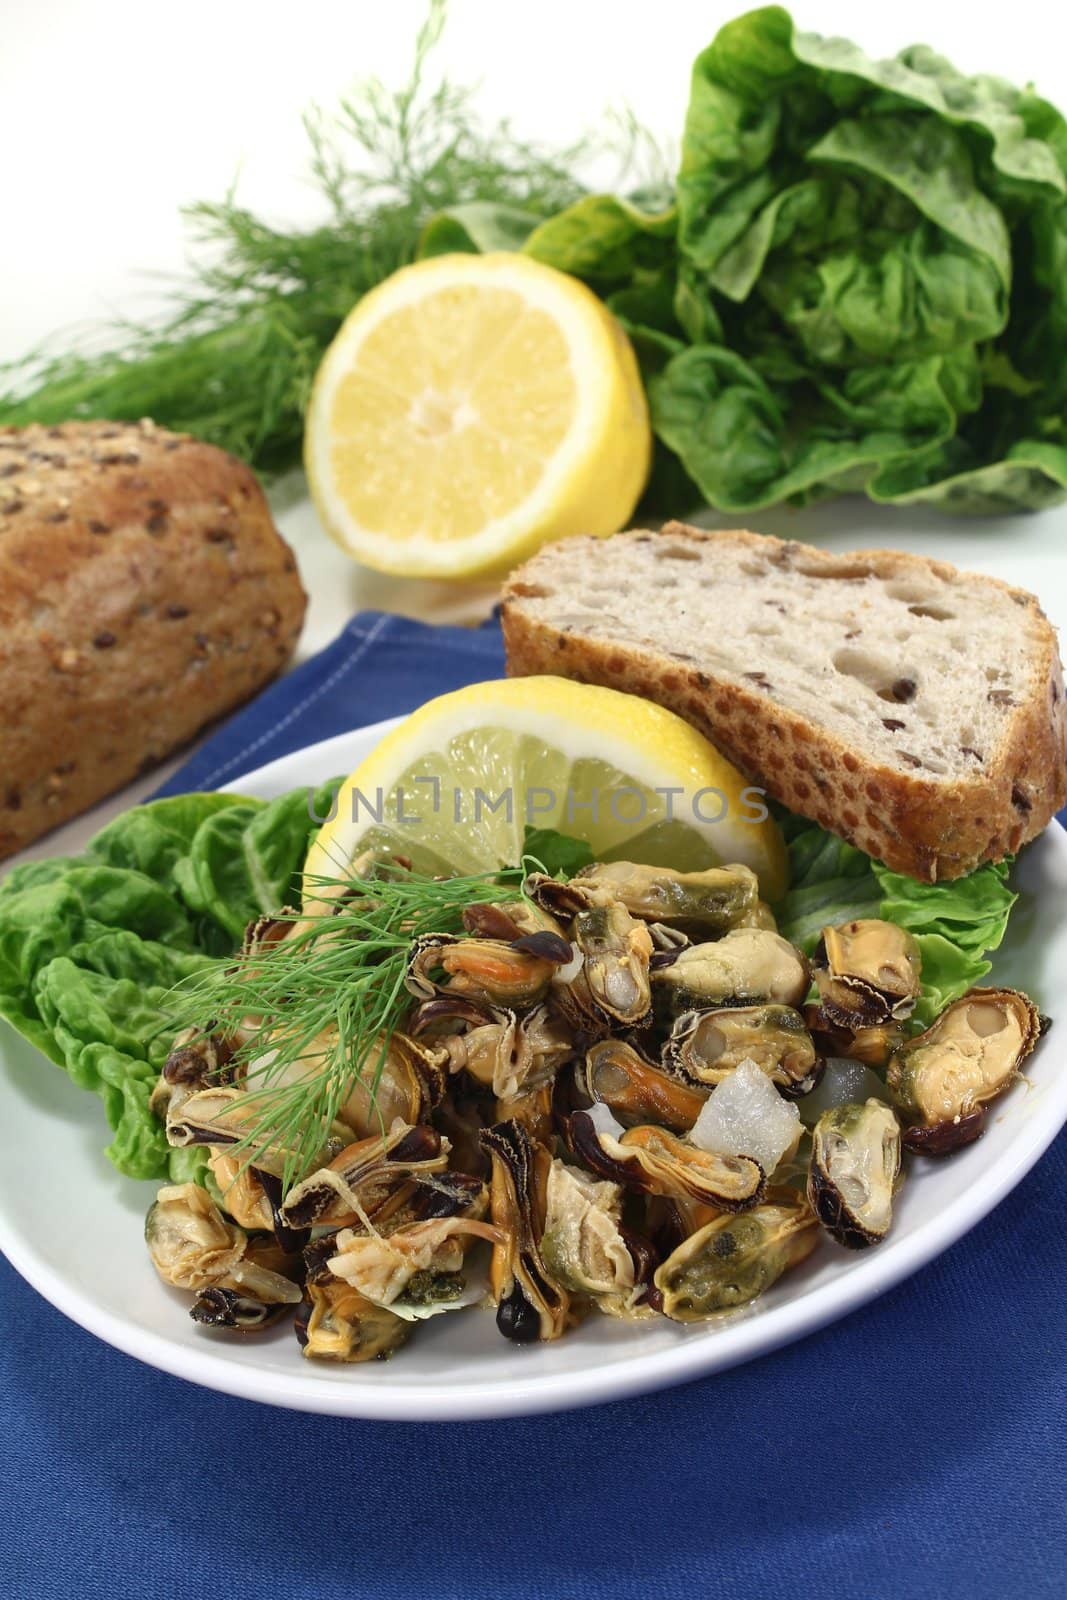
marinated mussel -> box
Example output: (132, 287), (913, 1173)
(652, 929), (810, 1019)
(339, 1030), (448, 1138)
(665, 1004), (820, 1095)
(327, 1213), (500, 1318)
(568, 1103), (764, 1210)
(554, 901), (654, 1031)
(813, 919), (922, 1031)
(568, 861), (767, 938)
(652, 1193), (819, 1320)
(807, 1099), (902, 1248)
(580, 1038), (709, 1132)
(280, 1122), (449, 1228)
(418, 1000), (573, 1101)
(539, 1159), (655, 1317)
(480, 1121), (572, 1343)
(886, 986), (1043, 1154)
(189, 1285), (289, 1331)
(802, 1006), (905, 1069)
(145, 1183), (302, 1309)
(405, 933), (568, 1007)
(296, 1236), (409, 1362)
(150, 1026), (239, 1121)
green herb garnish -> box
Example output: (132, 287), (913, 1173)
(0, 2), (592, 473)
(169, 863), (529, 1189)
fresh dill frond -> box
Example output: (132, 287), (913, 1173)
(0, 0), (596, 472)
(168, 863), (527, 1190)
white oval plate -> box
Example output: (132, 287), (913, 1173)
(1, 720), (1065, 1420)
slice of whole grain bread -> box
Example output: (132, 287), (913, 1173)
(500, 522), (1067, 881)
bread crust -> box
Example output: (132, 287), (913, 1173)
(501, 523), (1067, 881)
(0, 420), (307, 858)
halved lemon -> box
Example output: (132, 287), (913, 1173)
(303, 677), (788, 905)
(303, 253), (652, 579)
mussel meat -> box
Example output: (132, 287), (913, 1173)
(570, 860), (765, 938)
(339, 1030), (448, 1138)
(150, 1026), (239, 1120)
(580, 1038), (709, 1132)
(405, 933), (567, 1007)
(559, 901), (654, 1030)
(281, 1122), (449, 1229)
(807, 1099), (902, 1248)
(165, 1086), (307, 1182)
(652, 1192), (819, 1320)
(665, 1004), (820, 1095)
(813, 919), (922, 1030)
(802, 1005), (905, 1069)
(327, 1215), (500, 1319)
(569, 1104), (764, 1211)
(480, 1121), (572, 1342)
(886, 986), (1043, 1154)
(431, 1001), (573, 1102)
(539, 1159), (655, 1317)
(145, 1182), (302, 1306)
(652, 929), (810, 1019)
(296, 1236), (409, 1362)
(189, 1286), (289, 1331)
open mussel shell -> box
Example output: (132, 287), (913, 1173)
(580, 1038), (709, 1132)
(652, 1192), (819, 1320)
(189, 1285), (289, 1332)
(568, 1106), (764, 1211)
(281, 1122), (448, 1229)
(651, 930), (810, 1020)
(813, 919), (922, 1031)
(480, 1120), (571, 1343)
(886, 986), (1043, 1155)
(295, 1264), (411, 1363)
(807, 1099), (902, 1249)
(568, 901), (654, 1029)
(665, 1004), (821, 1096)
(539, 1158), (657, 1317)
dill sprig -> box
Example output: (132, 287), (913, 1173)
(170, 863), (527, 1189)
(0, 2), (594, 473)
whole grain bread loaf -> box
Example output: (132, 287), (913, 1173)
(501, 522), (1067, 881)
(0, 420), (306, 858)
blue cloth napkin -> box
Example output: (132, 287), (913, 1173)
(3, 611), (1066, 1600)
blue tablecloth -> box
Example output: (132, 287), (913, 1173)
(3, 611), (1065, 1600)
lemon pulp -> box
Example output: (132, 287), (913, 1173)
(304, 253), (651, 578)
(304, 678), (788, 904)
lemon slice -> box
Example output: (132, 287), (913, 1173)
(303, 253), (651, 579)
(303, 677), (788, 905)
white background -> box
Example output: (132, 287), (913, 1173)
(2, 0), (1067, 846)
(4, 0), (1067, 356)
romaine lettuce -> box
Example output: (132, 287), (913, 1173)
(0, 785), (335, 1181)
(428, 6), (1067, 514)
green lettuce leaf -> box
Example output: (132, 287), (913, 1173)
(429, 4), (1067, 515)
(0, 783), (334, 1181)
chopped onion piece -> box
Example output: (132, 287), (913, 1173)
(689, 1058), (801, 1174)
